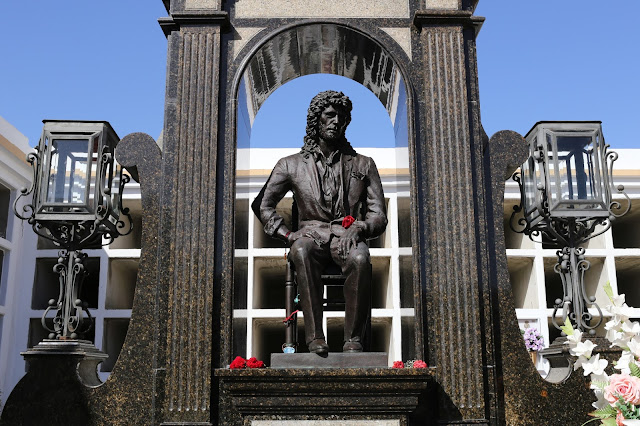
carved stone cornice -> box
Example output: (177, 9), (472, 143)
(158, 10), (229, 37)
(413, 9), (484, 35)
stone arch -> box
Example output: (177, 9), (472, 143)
(232, 21), (413, 138)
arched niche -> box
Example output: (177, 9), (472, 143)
(237, 23), (406, 132)
(229, 22), (421, 365)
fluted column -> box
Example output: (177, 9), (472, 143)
(415, 10), (488, 422)
(159, 15), (224, 423)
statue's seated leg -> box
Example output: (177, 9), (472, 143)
(331, 240), (371, 352)
(289, 236), (330, 352)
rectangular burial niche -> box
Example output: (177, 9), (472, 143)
(106, 258), (138, 309)
(508, 256), (537, 310)
(0, 250), (4, 305)
(0, 182), (10, 239)
(612, 206), (640, 248)
(616, 257), (640, 306)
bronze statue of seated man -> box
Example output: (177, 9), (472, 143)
(252, 90), (387, 354)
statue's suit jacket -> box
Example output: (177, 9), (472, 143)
(252, 150), (388, 243)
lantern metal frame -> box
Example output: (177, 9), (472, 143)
(510, 121), (631, 334)
(13, 120), (133, 340)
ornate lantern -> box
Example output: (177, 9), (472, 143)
(18, 120), (129, 248)
(512, 121), (630, 334)
(15, 120), (132, 339)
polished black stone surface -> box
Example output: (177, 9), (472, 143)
(215, 368), (436, 425)
(271, 352), (388, 368)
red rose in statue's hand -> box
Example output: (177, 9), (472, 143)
(413, 360), (427, 369)
(246, 357), (265, 368)
(392, 361), (405, 369)
(342, 215), (355, 229)
(229, 356), (246, 369)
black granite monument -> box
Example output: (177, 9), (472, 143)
(0, 1), (604, 425)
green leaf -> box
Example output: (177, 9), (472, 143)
(589, 405), (617, 419)
(630, 361), (640, 378)
(591, 381), (610, 390)
(601, 418), (618, 426)
(604, 281), (614, 304)
(581, 417), (606, 426)
(560, 317), (575, 336)
(615, 396), (640, 419)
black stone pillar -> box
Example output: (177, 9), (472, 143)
(156, 8), (228, 424)
(413, 10), (491, 423)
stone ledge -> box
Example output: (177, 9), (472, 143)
(270, 352), (388, 369)
(215, 368), (436, 425)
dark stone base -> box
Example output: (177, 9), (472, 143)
(271, 352), (388, 368)
(0, 340), (107, 426)
(215, 368), (436, 425)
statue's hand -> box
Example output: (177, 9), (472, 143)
(286, 230), (303, 246)
(338, 226), (363, 259)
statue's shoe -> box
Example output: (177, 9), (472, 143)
(343, 339), (363, 352)
(308, 338), (329, 354)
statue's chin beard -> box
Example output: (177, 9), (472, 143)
(320, 128), (343, 143)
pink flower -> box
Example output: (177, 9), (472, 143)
(342, 215), (355, 229)
(246, 357), (265, 368)
(392, 361), (404, 369)
(229, 356), (246, 369)
(413, 360), (428, 369)
(604, 374), (640, 405)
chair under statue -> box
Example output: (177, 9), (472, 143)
(282, 198), (372, 354)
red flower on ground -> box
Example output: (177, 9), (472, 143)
(246, 357), (265, 368)
(392, 361), (405, 369)
(413, 360), (428, 369)
(342, 215), (355, 229)
(229, 356), (246, 369)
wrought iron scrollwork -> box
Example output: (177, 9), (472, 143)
(42, 250), (93, 339)
(606, 150), (632, 220)
(551, 247), (603, 335)
(13, 148), (40, 223)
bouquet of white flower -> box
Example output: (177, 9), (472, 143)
(563, 282), (640, 426)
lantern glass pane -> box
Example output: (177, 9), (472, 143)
(523, 157), (536, 212)
(46, 139), (91, 205)
(546, 133), (558, 204)
(555, 135), (601, 210)
(88, 135), (100, 207)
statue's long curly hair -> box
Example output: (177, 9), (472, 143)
(301, 90), (356, 157)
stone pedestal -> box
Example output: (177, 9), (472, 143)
(0, 340), (107, 426)
(215, 368), (435, 425)
(271, 352), (388, 369)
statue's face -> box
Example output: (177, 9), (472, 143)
(318, 105), (347, 142)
